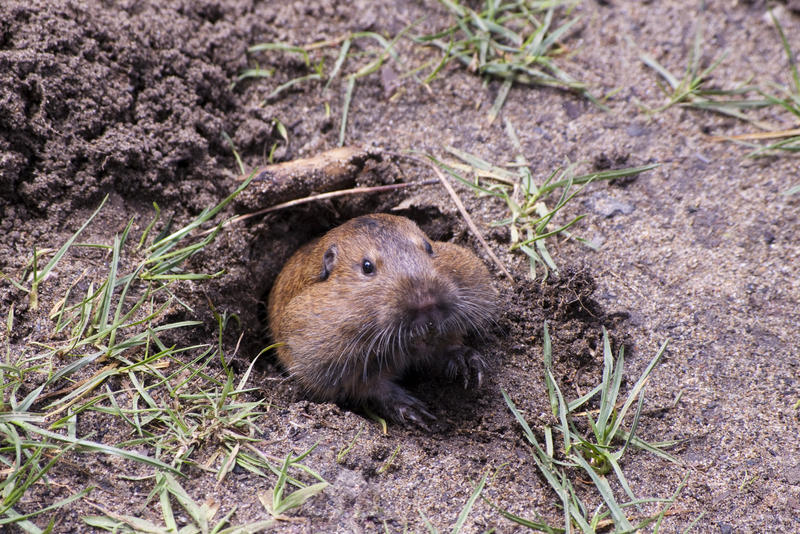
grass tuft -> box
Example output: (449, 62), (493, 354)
(744, 13), (800, 160)
(432, 121), (657, 279)
(1, 169), (326, 529)
(496, 324), (690, 532)
(416, 0), (597, 121)
(258, 444), (329, 520)
(637, 22), (771, 127)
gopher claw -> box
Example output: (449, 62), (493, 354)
(373, 380), (436, 429)
(444, 345), (487, 388)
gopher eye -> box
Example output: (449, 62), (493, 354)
(361, 259), (375, 275)
(424, 241), (433, 255)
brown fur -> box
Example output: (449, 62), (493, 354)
(267, 213), (497, 424)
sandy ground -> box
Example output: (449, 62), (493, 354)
(1, 0), (799, 532)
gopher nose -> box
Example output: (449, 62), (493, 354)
(408, 291), (449, 329)
(415, 295), (439, 314)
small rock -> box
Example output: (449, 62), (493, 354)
(588, 193), (635, 218)
(626, 123), (648, 137)
(334, 469), (369, 500)
(783, 465), (800, 485)
(563, 100), (583, 119)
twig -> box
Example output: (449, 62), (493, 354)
(385, 150), (514, 283)
(428, 163), (514, 283)
(710, 127), (800, 141)
(201, 180), (436, 236)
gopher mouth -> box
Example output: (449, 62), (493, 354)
(407, 320), (437, 340)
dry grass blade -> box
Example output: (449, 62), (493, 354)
(206, 180), (437, 234)
(428, 161), (514, 282)
(709, 127), (800, 141)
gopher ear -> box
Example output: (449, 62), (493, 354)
(320, 244), (338, 281)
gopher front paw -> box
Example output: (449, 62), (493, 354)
(444, 345), (487, 388)
(372, 380), (436, 429)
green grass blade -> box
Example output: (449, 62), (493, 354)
(0, 486), (92, 526)
(481, 496), (561, 533)
(325, 38), (352, 90)
(339, 76), (356, 146)
(571, 453), (633, 531)
(215, 520), (277, 534)
(94, 234), (121, 334)
(512, 215), (586, 248)
(488, 79), (512, 124)
(0, 509), (45, 534)
(535, 240), (559, 274)
(542, 322), (558, 416)
(163, 472), (206, 530)
(595, 328), (617, 438)
(221, 133), (245, 176)
(501, 389), (539, 448)
(273, 482), (329, 516)
(608, 340), (669, 440)
(616, 431), (680, 464)
(264, 73), (322, 101)
(83, 510), (165, 532)
(29, 195), (108, 310)
(640, 52), (680, 90)
(451, 473), (486, 533)
(248, 42), (310, 65)
(15, 421), (180, 474)
(618, 389), (646, 458)
(770, 10), (800, 94)
(148, 172), (254, 256)
(36, 195), (108, 284)
(567, 384), (602, 412)
(605, 452), (639, 508)
(539, 13), (581, 55)
(539, 164), (659, 195)
(234, 68), (274, 84)
(425, 38), (455, 83)
(783, 183), (800, 196)
(0, 270), (31, 293)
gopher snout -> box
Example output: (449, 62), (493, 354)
(408, 294), (449, 329)
(401, 278), (454, 331)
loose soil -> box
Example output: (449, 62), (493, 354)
(1, 0), (799, 532)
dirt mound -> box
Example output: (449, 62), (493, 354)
(0, 1), (260, 224)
